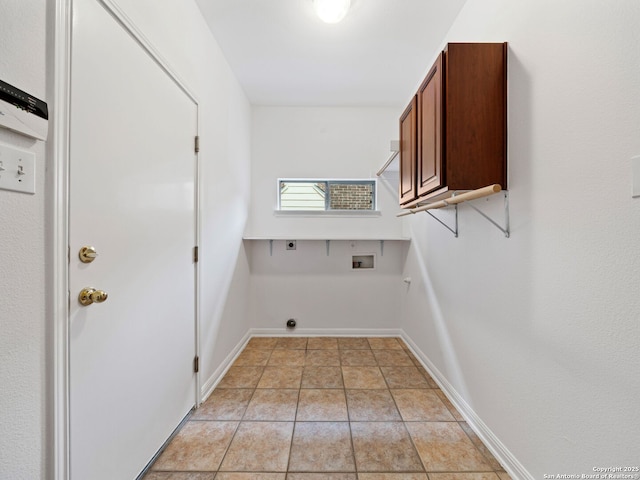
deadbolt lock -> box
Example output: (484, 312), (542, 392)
(79, 246), (98, 263)
(78, 288), (109, 306)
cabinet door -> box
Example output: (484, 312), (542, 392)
(445, 43), (507, 191)
(399, 96), (417, 205)
(417, 53), (443, 196)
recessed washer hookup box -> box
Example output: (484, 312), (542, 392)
(0, 79), (48, 141)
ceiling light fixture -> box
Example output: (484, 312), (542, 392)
(313, 0), (351, 24)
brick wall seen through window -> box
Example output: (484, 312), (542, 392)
(279, 180), (376, 211)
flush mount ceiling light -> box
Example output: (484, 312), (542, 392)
(313, 0), (351, 23)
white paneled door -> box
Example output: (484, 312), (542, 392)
(69, 1), (198, 479)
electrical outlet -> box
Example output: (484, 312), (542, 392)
(286, 240), (296, 250)
(0, 143), (36, 194)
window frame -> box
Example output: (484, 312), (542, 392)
(277, 178), (378, 213)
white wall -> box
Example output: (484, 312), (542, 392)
(248, 239), (407, 332)
(1, 0), (251, 477)
(400, 1), (640, 477)
(0, 1), (47, 479)
(247, 107), (406, 331)
(246, 106), (404, 239)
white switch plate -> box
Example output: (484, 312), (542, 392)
(0, 143), (35, 194)
(633, 155), (640, 198)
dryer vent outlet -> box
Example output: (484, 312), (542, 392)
(286, 319), (297, 329)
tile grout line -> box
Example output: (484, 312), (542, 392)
(214, 344), (273, 475)
(146, 337), (511, 479)
(381, 338), (429, 476)
(284, 348), (304, 475)
(343, 362), (359, 476)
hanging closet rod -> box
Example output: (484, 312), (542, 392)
(396, 184), (502, 217)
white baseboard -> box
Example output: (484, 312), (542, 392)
(249, 327), (403, 337)
(400, 331), (533, 480)
(199, 330), (253, 402)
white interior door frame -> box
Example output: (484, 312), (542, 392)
(51, 1), (201, 478)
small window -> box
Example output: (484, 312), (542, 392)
(278, 179), (376, 211)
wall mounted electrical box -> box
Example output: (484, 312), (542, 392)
(0, 79), (48, 141)
(352, 254), (375, 270)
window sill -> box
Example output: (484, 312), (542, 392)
(273, 210), (382, 218)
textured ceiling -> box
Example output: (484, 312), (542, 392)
(195, 0), (467, 106)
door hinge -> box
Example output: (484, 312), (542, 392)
(194, 356), (199, 373)
(194, 135), (200, 153)
(193, 246), (199, 263)
(68, 246), (71, 264)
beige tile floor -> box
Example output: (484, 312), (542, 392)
(144, 337), (511, 480)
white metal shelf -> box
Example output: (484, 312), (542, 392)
(243, 236), (410, 241)
(242, 237), (411, 256)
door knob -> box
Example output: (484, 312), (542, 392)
(79, 246), (98, 263)
(78, 288), (109, 306)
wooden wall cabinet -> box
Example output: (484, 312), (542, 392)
(399, 42), (507, 207)
(399, 96), (417, 205)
